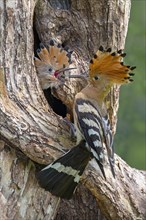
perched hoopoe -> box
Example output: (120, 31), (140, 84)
(37, 45), (136, 199)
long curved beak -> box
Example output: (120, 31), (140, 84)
(54, 68), (88, 84)
(56, 67), (77, 74)
(56, 68), (87, 80)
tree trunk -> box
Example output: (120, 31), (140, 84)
(0, 0), (145, 219)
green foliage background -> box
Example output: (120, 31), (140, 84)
(115, 0), (146, 169)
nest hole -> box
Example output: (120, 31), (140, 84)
(44, 89), (67, 117)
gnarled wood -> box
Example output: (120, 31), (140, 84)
(0, 0), (145, 219)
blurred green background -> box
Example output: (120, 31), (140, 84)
(115, 0), (146, 169)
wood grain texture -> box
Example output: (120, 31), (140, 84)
(0, 0), (145, 219)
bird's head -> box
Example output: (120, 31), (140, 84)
(89, 46), (136, 92)
(34, 40), (75, 89)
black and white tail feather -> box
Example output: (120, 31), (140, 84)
(37, 141), (91, 200)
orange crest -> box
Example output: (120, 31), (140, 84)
(34, 40), (73, 89)
(34, 40), (72, 72)
(89, 46), (136, 84)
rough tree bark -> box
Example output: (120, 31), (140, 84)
(0, 0), (145, 220)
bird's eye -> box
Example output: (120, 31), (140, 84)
(94, 76), (99, 80)
(48, 68), (52, 72)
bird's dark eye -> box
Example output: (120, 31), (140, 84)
(48, 68), (52, 72)
(94, 76), (99, 80)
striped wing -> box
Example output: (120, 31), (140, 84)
(102, 115), (115, 177)
(75, 98), (115, 178)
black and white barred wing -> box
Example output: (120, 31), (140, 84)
(102, 115), (113, 147)
(75, 98), (115, 178)
(75, 98), (106, 178)
(102, 115), (115, 177)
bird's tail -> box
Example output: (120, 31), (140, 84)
(37, 141), (91, 200)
